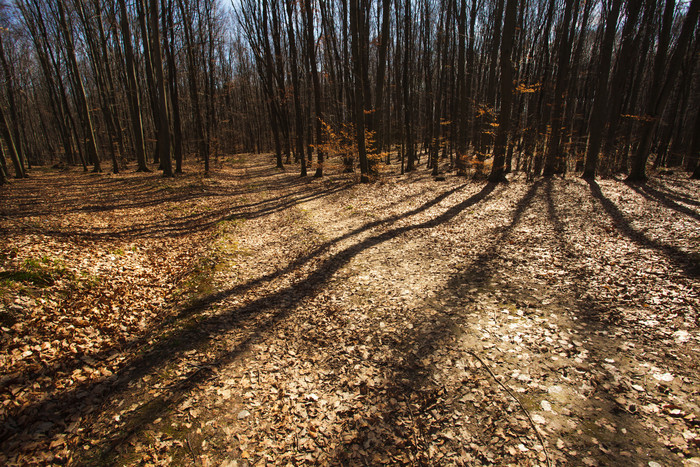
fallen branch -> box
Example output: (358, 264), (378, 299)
(467, 349), (551, 467)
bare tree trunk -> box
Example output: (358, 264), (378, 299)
(582, 0), (622, 179)
(177, 0), (210, 172)
(628, 0), (699, 181)
(163, 0), (183, 173)
(601, 0), (644, 170)
(303, 0), (325, 177)
(57, 0), (101, 172)
(117, 0), (149, 172)
(285, 0), (307, 176)
(0, 34), (28, 174)
(149, 0), (173, 176)
(351, 0), (370, 182)
(489, 0), (517, 182)
(542, 0), (574, 176)
(0, 105), (24, 178)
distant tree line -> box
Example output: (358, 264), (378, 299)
(0, 0), (698, 186)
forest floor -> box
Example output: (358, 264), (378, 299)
(0, 155), (699, 466)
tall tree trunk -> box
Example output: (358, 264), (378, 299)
(57, 0), (101, 172)
(627, 0), (699, 181)
(374, 0), (391, 163)
(117, 0), (149, 172)
(402, 0), (416, 173)
(0, 35), (28, 174)
(303, 0), (325, 177)
(149, 0), (173, 176)
(601, 0), (644, 168)
(0, 105), (24, 178)
(350, 0), (370, 182)
(542, 0), (574, 176)
(177, 0), (209, 172)
(163, 0), (183, 173)
(285, 0), (307, 176)
(489, 0), (518, 182)
(74, 0), (120, 173)
(481, 0), (504, 164)
(582, 0), (622, 179)
(455, 0), (468, 175)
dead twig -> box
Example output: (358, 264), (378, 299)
(467, 349), (551, 467)
(185, 433), (197, 464)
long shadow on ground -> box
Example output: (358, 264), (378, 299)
(586, 179), (699, 277)
(543, 179), (678, 464)
(0, 162), (355, 241)
(1, 179), (497, 461)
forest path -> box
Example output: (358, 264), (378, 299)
(1, 157), (699, 465)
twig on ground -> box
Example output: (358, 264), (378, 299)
(467, 349), (552, 467)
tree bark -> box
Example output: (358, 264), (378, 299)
(582, 0), (622, 179)
(489, 0), (518, 182)
(117, 0), (149, 172)
(627, 0), (699, 181)
(542, 0), (574, 176)
(148, 0), (173, 176)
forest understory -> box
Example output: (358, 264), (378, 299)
(0, 156), (699, 466)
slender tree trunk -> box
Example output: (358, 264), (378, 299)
(303, 0), (325, 177)
(57, 0), (101, 172)
(374, 0), (391, 162)
(542, 0), (574, 176)
(0, 35), (28, 174)
(163, 0), (183, 173)
(628, 0), (699, 181)
(351, 0), (370, 182)
(0, 105), (24, 178)
(582, 0), (622, 179)
(489, 0), (517, 182)
(285, 0), (307, 176)
(601, 0), (644, 168)
(177, 0), (209, 172)
(403, 0), (416, 173)
(117, 0), (149, 172)
(149, 0), (173, 176)
(455, 0), (468, 175)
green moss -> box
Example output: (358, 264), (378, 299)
(0, 256), (69, 287)
(176, 218), (247, 303)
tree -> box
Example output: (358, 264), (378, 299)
(542, 0), (574, 177)
(627, 0), (700, 182)
(582, 0), (622, 179)
(350, 0), (370, 182)
(149, 0), (173, 177)
(488, 0), (518, 183)
(285, 0), (307, 176)
(57, 0), (101, 172)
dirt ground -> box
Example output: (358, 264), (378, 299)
(1, 156), (699, 466)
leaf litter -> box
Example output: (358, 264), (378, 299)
(0, 160), (698, 466)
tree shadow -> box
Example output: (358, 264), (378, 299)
(544, 179), (623, 325)
(625, 181), (700, 222)
(1, 181), (498, 461)
(323, 177), (689, 465)
(586, 179), (699, 277)
(0, 173), (472, 427)
(322, 181), (543, 464)
(540, 178), (688, 464)
(1, 162), (355, 241)
(646, 179), (700, 207)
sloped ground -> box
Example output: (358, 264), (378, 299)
(0, 156), (698, 466)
